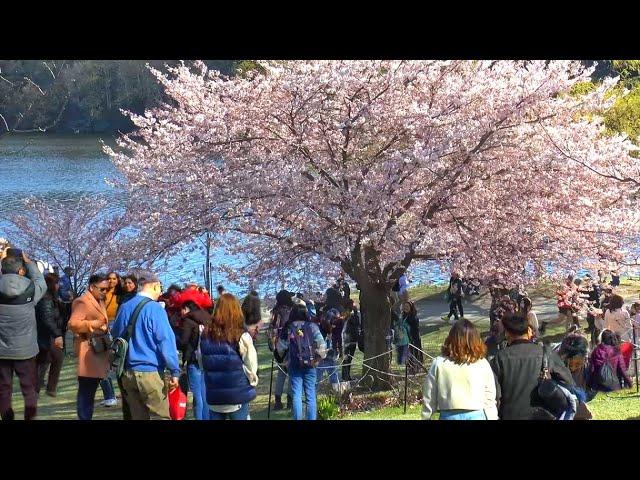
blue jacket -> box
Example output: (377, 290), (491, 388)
(58, 275), (73, 302)
(200, 337), (256, 405)
(111, 295), (180, 377)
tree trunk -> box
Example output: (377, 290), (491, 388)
(358, 277), (393, 391)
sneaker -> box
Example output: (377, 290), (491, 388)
(45, 391), (57, 398)
(273, 398), (284, 411)
(441, 315), (450, 322)
(102, 398), (118, 407)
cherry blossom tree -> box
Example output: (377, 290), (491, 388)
(107, 60), (640, 387)
(7, 196), (132, 296)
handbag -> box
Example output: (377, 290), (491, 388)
(537, 344), (569, 418)
(90, 332), (113, 354)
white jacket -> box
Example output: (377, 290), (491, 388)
(422, 356), (498, 420)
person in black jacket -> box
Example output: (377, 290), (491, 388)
(34, 273), (64, 397)
(117, 274), (138, 310)
(325, 283), (344, 313)
(402, 301), (423, 373)
(490, 314), (575, 420)
(177, 300), (210, 420)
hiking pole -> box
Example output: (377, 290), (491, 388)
(267, 357), (274, 419)
(404, 350), (409, 414)
(634, 326), (639, 394)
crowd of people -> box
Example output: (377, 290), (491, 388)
(423, 269), (639, 420)
(0, 242), (375, 420)
(2, 235), (639, 421)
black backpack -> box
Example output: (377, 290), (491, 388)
(597, 359), (620, 391)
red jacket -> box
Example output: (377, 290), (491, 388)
(175, 289), (214, 310)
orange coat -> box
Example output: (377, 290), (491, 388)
(68, 291), (110, 379)
(104, 290), (119, 322)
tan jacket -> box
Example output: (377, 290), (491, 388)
(68, 291), (110, 379)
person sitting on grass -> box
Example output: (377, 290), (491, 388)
(422, 319), (497, 420)
(557, 334), (596, 420)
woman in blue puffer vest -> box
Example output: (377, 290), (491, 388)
(200, 293), (258, 420)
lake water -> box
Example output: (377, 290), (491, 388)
(0, 134), (450, 296)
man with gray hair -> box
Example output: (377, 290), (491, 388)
(0, 250), (47, 420)
(111, 270), (180, 420)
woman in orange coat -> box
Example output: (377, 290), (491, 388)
(68, 273), (111, 420)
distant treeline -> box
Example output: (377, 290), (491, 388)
(0, 60), (637, 137)
(0, 60), (237, 134)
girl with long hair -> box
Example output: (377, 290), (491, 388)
(200, 293), (258, 420)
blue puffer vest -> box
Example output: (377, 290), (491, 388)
(200, 337), (256, 405)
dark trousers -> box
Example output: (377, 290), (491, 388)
(116, 376), (131, 420)
(0, 357), (38, 420)
(77, 376), (100, 420)
(448, 297), (464, 319)
(36, 343), (63, 394)
(60, 302), (72, 352)
(342, 343), (357, 380)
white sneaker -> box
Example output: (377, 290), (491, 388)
(103, 398), (118, 407)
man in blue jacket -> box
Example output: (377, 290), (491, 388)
(111, 271), (180, 420)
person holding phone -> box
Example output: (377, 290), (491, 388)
(0, 250), (47, 420)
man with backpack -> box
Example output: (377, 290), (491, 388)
(277, 302), (326, 420)
(111, 271), (180, 420)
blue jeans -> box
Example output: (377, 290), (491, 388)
(396, 345), (409, 365)
(317, 355), (340, 386)
(208, 402), (250, 420)
(439, 409), (486, 420)
(100, 321), (116, 401)
(100, 376), (116, 401)
(187, 364), (208, 420)
(77, 376), (100, 420)
(290, 366), (317, 420)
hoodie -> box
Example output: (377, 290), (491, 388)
(178, 309), (210, 366)
(0, 262), (46, 360)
